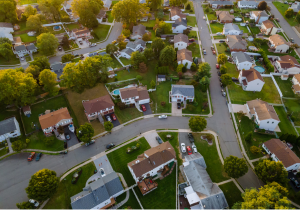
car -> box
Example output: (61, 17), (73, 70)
(222, 90), (226, 97)
(79, 40), (83, 45)
(181, 143), (186, 153)
(111, 113), (117, 121)
(275, 18), (280, 22)
(216, 64), (220, 69)
(192, 144), (197, 153)
(187, 146), (192, 155)
(217, 70), (221, 76)
(158, 115), (167, 119)
(58, 46), (62, 51)
(85, 140), (95, 146)
(29, 199), (39, 208)
(203, 48), (206, 55)
(188, 133), (194, 143)
(27, 152), (36, 161)
(290, 177), (300, 188)
(124, 39), (130, 42)
(74, 53), (79, 57)
(177, 102), (181, 109)
(106, 143), (115, 149)
(284, 1), (288, 4)
(290, 38), (295, 43)
(106, 115), (112, 122)
(156, 136), (163, 144)
(36, 153), (42, 161)
(89, 43), (97, 47)
(203, 16), (206, 20)
(216, 32), (222, 35)
(141, 105), (146, 111)
(189, 38), (195, 42)
(65, 133), (71, 140)
(219, 40), (225, 43)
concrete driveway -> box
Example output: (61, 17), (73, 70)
(179, 132), (193, 158)
(231, 104), (251, 118)
(142, 103), (152, 115)
(172, 102), (182, 116)
(64, 127), (78, 147)
(143, 130), (160, 147)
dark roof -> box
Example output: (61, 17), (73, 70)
(121, 48), (134, 56)
(0, 117), (17, 135)
(82, 95), (114, 115)
(26, 44), (37, 51)
(211, 1), (233, 5)
(171, 85), (194, 96)
(158, 75), (166, 78)
(174, 33), (189, 44)
(15, 45), (27, 51)
(232, 52), (252, 63)
(132, 24), (146, 36)
(172, 18), (187, 27)
(97, 9), (106, 19)
(170, 7), (186, 19)
(0, 22), (13, 28)
(51, 63), (66, 79)
(22, 105), (31, 112)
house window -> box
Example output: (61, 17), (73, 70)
(272, 122), (274, 124)
(132, 97), (135, 99)
(267, 121), (269, 123)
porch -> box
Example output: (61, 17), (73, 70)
(137, 177), (158, 195)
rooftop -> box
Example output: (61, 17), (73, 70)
(241, 69), (264, 82)
(246, 99), (280, 121)
(132, 24), (146, 36)
(171, 84), (195, 96)
(39, 108), (72, 129)
(83, 95), (114, 115)
(177, 49), (193, 62)
(174, 33), (189, 44)
(227, 35), (247, 50)
(232, 52), (252, 63)
(262, 20), (276, 29)
(0, 117), (17, 135)
(269, 34), (289, 47)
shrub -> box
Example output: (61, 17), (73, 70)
(245, 132), (253, 142)
(250, 146), (261, 154)
(161, 101), (166, 106)
(193, 99), (198, 106)
(206, 134), (213, 141)
(117, 102), (126, 110)
(26, 139), (30, 144)
(186, 4), (191, 10)
(136, 75), (142, 80)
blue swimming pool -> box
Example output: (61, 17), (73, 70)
(253, 66), (265, 73)
(113, 89), (120, 95)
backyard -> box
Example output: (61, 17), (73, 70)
(238, 25), (249, 34)
(224, 62), (239, 78)
(158, 132), (181, 166)
(89, 24), (111, 43)
(111, 56), (123, 69)
(274, 106), (298, 136)
(187, 42), (201, 58)
(65, 23), (81, 31)
(250, 27), (261, 35)
(283, 98), (300, 126)
(119, 57), (131, 66)
(210, 23), (224, 34)
(274, 76), (298, 98)
(150, 81), (172, 113)
(216, 43), (230, 56)
(219, 181), (243, 208)
(117, 190), (141, 209)
(273, 2), (297, 26)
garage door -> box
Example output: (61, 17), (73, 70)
(139, 99), (150, 104)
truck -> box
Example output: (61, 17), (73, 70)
(188, 133), (194, 143)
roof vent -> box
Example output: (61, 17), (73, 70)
(136, 160), (140, 163)
(153, 161), (155, 165)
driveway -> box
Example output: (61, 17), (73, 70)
(64, 127), (79, 147)
(104, 112), (120, 127)
(288, 172), (300, 193)
(93, 154), (113, 174)
(172, 102), (182, 116)
(143, 130), (160, 147)
(142, 103), (152, 115)
(179, 132), (193, 158)
(231, 104), (251, 118)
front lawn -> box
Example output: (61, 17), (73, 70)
(26, 131), (64, 151)
(107, 137), (151, 186)
(274, 106), (297, 136)
(18, 33), (37, 42)
(219, 181), (243, 208)
(274, 76), (297, 98)
(203, 5), (217, 20)
(184, 1), (195, 14)
(118, 190), (141, 209)
(114, 106), (144, 124)
(106, 11), (114, 23)
(283, 98), (300, 126)
(216, 43), (230, 56)
(89, 24), (111, 43)
(193, 133), (229, 182)
(0, 148), (8, 157)
(224, 62), (239, 78)
(273, 2), (297, 26)
(187, 16), (197, 27)
(227, 77), (281, 104)
(187, 42), (201, 58)
(150, 81), (172, 114)
(188, 30), (197, 38)
(141, 20), (156, 28)
(0, 56), (20, 65)
(119, 57), (131, 66)
(158, 132), (182, 166)
(210, 23), (224, 34)
(44, 162), (96, 209)
(214, 35), (226, 39)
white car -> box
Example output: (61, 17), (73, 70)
(216, 32), (222, 35)
(181, 143), (186, 153)
(192, 144), (197, 153)
(158, 115), (167, 119)
(89, 43), (97, 47)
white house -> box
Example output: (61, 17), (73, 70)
(170, 7), (186, 20)
(246, 99), (280, 131)
(223, 23), (243, 35)
(70, 28), (91, 40)
(177, 49), (193, 69)
(238, 1), (259, 8)
(174, 34), (189, 50)
(269, 34), (290, 53)
(239, 69), (265, 91)
(292, 74), (300, 94)
(170, 85), (194, 102)
(118, 48), (134, 59)
(163, 0), (169, 6)
(0, 117), (21, 142)
(172, 18), (187, 33)
(290, 1), (300, 13)
(261, 20), (278, 36)
(131, 24), (146, 40)
(26, 44), (37, 54)
(119, 86), (150, 105)
(96, 9), (106, 23)
(232, 52), (253, 70)
(262, 138), (300, 172)
(0, 22), (14, 42)
(210, 0), (233, 9)
(13, 44), (28, 58)
(275, 55), (300, 75)
(250, 11), (269, 24)
(126, 39), (146, 52)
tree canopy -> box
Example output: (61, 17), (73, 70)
(159, 45), (176, 66)
(0, 42), (13, 61)
(76, 123), (95, 143)
(12, 140), (24, 152)
(224, 155), (248, 178)
(39, 69), (59, 96)
(29, 56), (50, 71)
(0, 0), (17, 23)
(23, 5), (37, 19)
(217, 53), (227, 64)
(26, 14), (44, 33)
(38, 0), (65, 21)
(106, 43), (118, 55)
(25, 65), (41, 80)
(285, 8), (294, 18)
(104, 121), (113, 132)
(36, 33), (59, 55)
(146, 0), (161, 10)
(16, 201), (35, 209)
(257, 1), (267, 10)
(61, 54), (75, 63)
(188, 116), (207, 132)
(220, 74), (232, 87)
(130, 51), (146, 70)
(152, 38), (165, 58)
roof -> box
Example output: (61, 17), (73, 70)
(241, 69), (264, 82)
(0, 22), (13, 28)
(264, 139), (300, 168)
(13, 36), (22, 44)
(177, 49), (193, 62)
(246, 99), (280, 121)
(291, 2), (300, 12)
(15, 45), (27, 51)
(262, 20), (276, 29)
(227, 35), (247, 50)
(51, 63), (66, 79)
(132, 24), (146, 36)
(171, 85), (194, 96)
(39, 108), (72, 129)
(251, 10), (269, 17)
(269, 34), (289, 47)
(293, 84), (300, 92)
(22, 105), (31, 112)
(239, 1), (259, 6)
(174, 33), (189, 44)
(83, 95), (114, 115)
(277, 55), (300, 69)
(170, 7), (186, 19)
(0, 117), (17, 135)
(121, 48), (134, 56)
(172, 18), (187, 27)
(216, 11), (234, 21)
(26, 44), (37, 51)
(126, 39), (146, 49)
(72, 28), (90, 35)
(158, 74), (166, 78)
(137, 86), (150, 100)
(224, 23), (240, 32)
(232, 52), (252, 63)
(294, 74), (300, 83)
(211, 1), (233, 5)
(96, 9), (106, 19)
(120, 86), (138, 99)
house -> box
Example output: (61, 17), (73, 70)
(181, 153), (229, 209)
(82, 95), (114, 122)
(157, 75), (166, 82)
(275, 55), (300, 75)
(62, 0), (79, 21)
(71, 28), (91, 40)
(238, 1), (259, 8)
(55, 33), (67, 44)
(210, 1), (233, 9)
(22, 106), (31, 117)
(0, 22), (14, 41)
(26, 44), (37, 54)
(290, 1), (300, 13)
(172, 18), (188, 33)
(227, 35), (247, 52)
(13, 36), (22, 45)
(250, 11), (269, 24)
(51, 62), (66, 80)
(246, 99), (280, 131)
(170, 7), (186, 20)
(0, 117), (21, 142)
(126, 39), (146, 52)
(292, 74), (300, 94)
(96, 9), (106, 23)
(262, 139), (300, 172)
(13, 45), (28, 58)
(131, 24), (146, 40)
(174, 34), (189, 50)
(232, 52), (253, 70)
(118, 48), (134, 59)
(128, 141), (176, 182)
(119, 86), (150, 105)
(170, 85), (194, 102)
(177, 49), (193, 69)
(163, 0), (169, 6)
(238, 69), (265, 91)
(269, 34), (290, 53)
(216, 11), (234, 23)
(223, 23), (242, 35)
(39, 107), (73, 135)
(103, 0), (112, 10)
(261, 20), (278, 36)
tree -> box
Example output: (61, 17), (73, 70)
(150, 80), (155, 89)
(39, 69), (59, 96)
(257, 1), (267, 10)
(143, 48), (154, 60)
(26, 169), (59, 201)
(195, 62), (211, 80)
(142, 32), (151, 41)
(104, 121), (113, 132)
(146, 0), (161, 10)
(30, 56), (50, 71)
(26, 14), (44, 33)
(250, 146), (260, 154)
(23, 5), (37, 19)
(117, 34), (125, 43)
(290, 43), (300, 49)
(106, 43), (118, 55)
(191, 63), (197, 72)
(220, 74), (232, 87)
(152, 38), (165, 58)
(0, 0), (17, 23)
(43, 136), (55, 146)
(186, 3), (191, 10)
(12, 140), (23, 152)
(38, 0), (65, 21)
(285, 8), (294, 18)
(253, 38), (265, 47)
(36, 33), (59, 56)
(189, 116), (207, 132)
(296, 11), (300, 24)
(16, 201), (34, 209)
(0, 37), (11, 45)
(130, 51), (146, 70)
(255, 159), (288, 186)
(136, 75), (142, 80)
(76, 123), (94, 143)
(224, 155), (248, 178)
(177, 64), (184, 73)
(245, 132), (253, 142)
(169, 0), (181, 6)
(112, 0), (150, 25)
(25, 65), (40, 80)
(118, 41), (127, 50)
(122, 29), (131, 37)
(183, 28), (190, 36)
(26, 139), (30, 144)
(220, 65), (227, 74)
(61, 54), (75, 63)
(199, 76), (210, 91)
(0, 42), (13, 61)
(159, 45), (176, 66)
(139, 62), (147, 73)
(217, 53), (227, 64)
(156, 21), (172, 34)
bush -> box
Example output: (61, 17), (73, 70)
(250, 146), (261, 154)
(186, 3), (191, 10)
(117, 102), (126, 110)
(193, 99), (198, 106)
(161, 101), (166, 106)
(26, 139), (30, 144)
(136, 75), (142, 80)
(245, 132), (253, 142)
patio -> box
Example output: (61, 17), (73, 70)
(137, 177), (158, 195)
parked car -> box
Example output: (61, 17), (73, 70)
(216, 32), (222, 35)
(112, 40), (117, 44)
(188, 133), (194, 143)
(186, 146), (192, 155)
(29, 199), (39, 208)
(203, 16), (206, 20)
(74, 53), (79, 57)
(189, 38), (195, 42)
(192, 144), (197, 153)
(156, 136), (163, 144)
(203, 48), (206, 55)
(177, 102), (181, 109)
(219, 40), (225, 43)
(284, 1), (288, 4)
(106, 115), (112, 122)
(158, 115), (167, 119)
(79, 40), (83, 45)
(141, 105), (146, 111)
(275, 18), (280, 22)
(181, 143), (186, 153)
(217, 70), (221, 76)
(89, 43), (97, 47)
(232, 77), (239, 82)
(221, 90), (226, 97)
(65, 133), (71, 140)
(290, 177), (300, 188)
(111, 113), (117, 121)
(27, 152), (36, 161)
(58, 46), (62, 51)
(290, 38), (295, 43)
(35, 153), (42, 161)
(106, 143), (115, 149)
(216, 64), (220, 69)
(85, 140), (95, 146)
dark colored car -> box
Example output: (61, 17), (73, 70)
(36, 153), (42, 161)
(187, 146), (192, 155)
(290, 38), (295, 43)
(177, 102), (181, 109)
(111, 113), (117, 121)
(217, 71), (221, 76)
(141, 105), (146, 111)
(290, 177), (300, 188)
(27, 152), (35, 161)
(156, 136), (163, 144)
(232, 77), (239, 82)
(74, 53), (79, 57)
(188, 133), (194, 143)
(65, 133), (71, 140)
(85, 140), (95, 146)
(106, 143), (115, 149)
(58, 46), (62, 51)
(219, 40), (225, 43)
(64, 140), (67, 149)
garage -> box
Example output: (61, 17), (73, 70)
(139, 98), (150, 104)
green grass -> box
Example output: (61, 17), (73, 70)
(148, 29), (156, 41)
(65, 23), (81, 31)
(227, 77), (281, 104)
(114, 106), (143, 124)
(141, 20), (156, 27)
(260, 43), (300, 59)
(187, 42), (201, 58)
(107, 137), (151, 186)
(0, 56), (20, 65)
(216, 43), (230, 56)
(273, 2), (297, 27)
(250, 27), (261, 35)
(19, 0), (37, 4)
(188, 30), (197, 38)
(158, 132), (182, 166)
(182, 84), (209, 114)
(118, 190), (141, 209)
(111, 56), (123, 68)
(119, 57), (131, 66)
(214, 35), (226, 39)
(225, 62), (239, 78)
(274, 76), (297, 98)
(150, 81), (172, 113)
(238, 25), (249, 33)
(44, 162), (96, 209)
(187, 16), (197, 27)
(17, 33), (37, 42)
(72, 58), (81, 63)
(219, 181), (243, 208)
(274, 106), (297, 136)
(106, 11), (114, 23)
(26, 131), (64, 151)
(203, 5), (217, 20)
(184, 1), (195, 14)
(0, 148), (8, 157)
(283, 98), (300, 126)
(210, 23), (224, 34)
(89, 24), (111, 43)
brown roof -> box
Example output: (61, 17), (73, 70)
(177, 49), (193, 62)
(170, 7), (186, 19)
(264, 138), (300, 168)
(241, 69), (264, 82)
(251, 11), (268, 17)
(277, 55), (300, 69)
(227, 35), (247, 50)
(72, 28), (90, 35)
(216, 11), (234, 21)
(82, 95), (114, 115)
(246, 99), (280, 121)
(22, 105), (31, 112)
(269, 34), (289, 47)
(294, 74), (300, 82)
(13, 36), (22, 44)
(120, 86), (138, 99)
(262, 20), (276, 29)
(174, 33), (189, 44)
(293, 84), (300, 92)
(96, 9), (106, 19)
(39, 107), (72, 129)
(137, 86), (150, 100)
(128, 141), (176, 178)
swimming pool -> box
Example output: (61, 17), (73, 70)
(253, 66), (265, 73)
(113, 89), (120, 95)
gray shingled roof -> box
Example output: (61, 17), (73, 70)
(171, 85), (194, 96)
(158, 74), (166, 78)
(232, 52), (252, 63)
(51, 63), (66, 79)
(126, 39), (146, 49)
(211, 1), (233, 5)
(121, 48), (134, 56)
(0, 117), (17, 135)
(15, 45), (27, 51)
(224, 23), (240, 32)
(239, 1), (259, 6)
(26, 44), (37, 51)
(172, 18), (187, 27)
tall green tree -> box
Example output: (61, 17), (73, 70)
(0, 37), (11, 45)
(285, 8), (294, 18)
(0, 0), (17, 23)
(39, 69), (59, 96)
(36, 33), (59, 55)
(199, 76), (210, 91)
(76, 123), (95, 143)
(106, 43), (118, 55)
(16, 201), (35, 209)
(0, 42), (13, 61)
(38, 0), (65, 21)
(257, 1), (267, 10)
(217, 53), (227, 64)
(26, 14), (44, 33)
(224, 155), (248, 178)
(143, 47), (154, 60)
(61, 54), (75, 63)
(130, 51), (146, 70)
(146, 0), (161, 10)
(220, 74), (232, 87)
(296, 11), (300, 24)
(152, 38), (165, 58)
(29, 56), (50, 71)
(22, 5), (37, 20)
(195, 62), (211, 80)
(159, 45), (176, 66)
(25, 65), (41, 80)
(25, 169), (59, 201)
(188, 116), (207, 132)
(104, 121), (113, 132)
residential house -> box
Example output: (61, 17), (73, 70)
(170, 7), (186, 20)
(262, 138), (300, 172)
(71, 28), (91, 40)
(181, 153), (229, 209)
(170, 85), (194, 102)
(82, 95), (114, 122)
(172, 18), (188, 33)
(22, 106), (31, 117)
(269, 34), (289, 53)
(250, 11), (269, 24)
(274, 55), (300, 74)
(13, 45), (28, 58)
(26, 44), (37, 54)
(0, 22), (14, 41)
(157, 75), (166, 82)
(238, 69), (265, 91)
(261, 20), (278, 36)
(292, 74), (300, 94)
(246, 99), (280, 131)
(62, 0), (79, 21)
(131, 24), (146, 40)
(126, 39), (146, 52)
(223, 23), (242, 35)
(0, 117), (21, 142)
(232, 52), (253, 70)
(13, 36), (22, 45)
(290, 1), (300, 13)
(238, 1), (259, 8)
(128, 141), (176, 182)
(51, 62), (66, 80)
(210, 1), (234, 9)
(177, 49), (193, 69)
(119, 86), (150, 105)
(103, 0), (112, 10)
(119, 48), (134, 59)
(96, 10), (106, 23)
(174, 34), (189, 50)
(163, 0), (169, 6)
(216, 11), (234, 23)
(227, 35), (247, 52)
